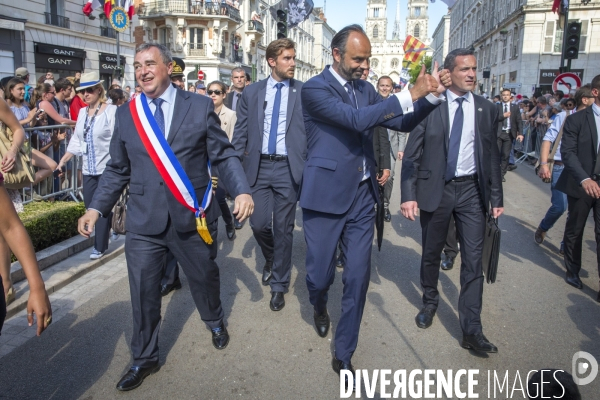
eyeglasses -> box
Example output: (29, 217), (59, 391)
(207, 90), (223, 95)
(48, 91), (56, 95)
(83, 87), (97, 94)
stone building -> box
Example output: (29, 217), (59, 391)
(431, 13), (450, 69)
(447, 0), (600, 96)
(0, 0), (138, 88)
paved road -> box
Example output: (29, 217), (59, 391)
(1, 164), (599, 399)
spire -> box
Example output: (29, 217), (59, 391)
(392, 0), (401, 40)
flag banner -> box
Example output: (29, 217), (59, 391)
(269, 0), (314, 29)
(403, 35), (427, 64)
(430, 0), (457, 7)
(82, 0), (102, 16)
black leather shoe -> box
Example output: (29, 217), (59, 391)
(262, 262), (273, 286)
(565, 271), (583, 289)
(507, 164), (517, 171)
(314, 309), (330, 337)
(384, 207), (391, 222)
(270, 291), (285, 311)
(225, 223), (236, 240)
(234, 219), (243, 230)
(160, 277), (182, 297)
(116, 363), (160, 391)
(332, 358), (356, 392)
(415, 307), (436, 329)
(211, 324), (229, 350)
(461, 332), (498, 353)
(441, 255), (455, 271)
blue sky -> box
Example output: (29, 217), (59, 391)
(316, 0), (450, 40)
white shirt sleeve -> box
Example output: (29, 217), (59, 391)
(393, 91), (445, 115)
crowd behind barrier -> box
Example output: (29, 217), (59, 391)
(21, 124), (82, 205)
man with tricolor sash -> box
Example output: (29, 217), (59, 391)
(77, 43), (254, 392)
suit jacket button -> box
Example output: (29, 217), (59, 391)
(160, 182), (163, 186)
(358, 167), (363, 172)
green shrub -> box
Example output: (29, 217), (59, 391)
(18, 201), (86, 255)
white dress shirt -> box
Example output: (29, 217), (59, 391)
(145, 83), (177, 138)
(447, 90), (476, 177)
(262, 75), (289, 155)
(593, 103), (600, 152)
(543, 110), (571, 162)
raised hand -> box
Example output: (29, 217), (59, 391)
(431, 61), (451, 94)
(409, 64), (439, 101)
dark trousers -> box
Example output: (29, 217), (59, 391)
(563, 194), (600, 276)
(498, 132), (512, 176)
(83, 175), (112, 253)
(249, 159), (299, 293)
(161, 250), (179, 287)
(303, 181), (376, 363)
(0, 275), (5, 335)
(125, 218), (222, 368)
(443, 214), (459, 258)
(419, 179), (486, 335)
(216, 186), (234, 226)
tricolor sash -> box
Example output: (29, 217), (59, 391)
(130, 93), (214, 244)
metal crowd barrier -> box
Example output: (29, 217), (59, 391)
(514, 121), (545, 164)
(20, 124), (82, 205)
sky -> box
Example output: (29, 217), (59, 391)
(315, 0), (450, 40)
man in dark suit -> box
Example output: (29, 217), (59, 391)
(224, 67), (246, 112)
(497, 89), (523, 181)
(231, 38), (306, 311)
(77, 43), (253, 391)
(401, 48), (503, 354)
(556, 74), (600, 299)
(301, 24), (448, 390)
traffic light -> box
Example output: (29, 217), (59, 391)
(564, 22), (582, 60)
(276, 10), (287, 39)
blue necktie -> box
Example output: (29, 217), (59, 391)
(152, 98), (166, 136)
(268, 82), (284, 154)
(344, 82), (357, 108)
(446, 97), (465, 181)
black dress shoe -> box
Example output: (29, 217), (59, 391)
(160, 277), (182, 297)
(262, 262), (273, 286)
(441, 255), (455, 271)
(415, 307), (436, 329)
(211, 324), (229, 350)
(270, 291), (285, 311)
(225, 223), (236, 240)
(565, 271), (583, 289)
(314, 309), (330, 337)
(384, 207), (391, 222)
(332, 358), (356, 392)
(507, 164), (517, 171)
(116, 363), (160, 391)
(461, 332), (498, 353)
(234, 219), (243, 230)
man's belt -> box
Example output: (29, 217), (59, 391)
(553, 161), (564, 166)
(449, 174), (478, 183)
(261, 154), (288, 161)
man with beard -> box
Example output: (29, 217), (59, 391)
(231, 38), (306, 311)
(300, 24), (449, 390)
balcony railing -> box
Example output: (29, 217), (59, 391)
(247, 20), (264, 33)
(100, 26), (117, 39)
(188, 43), (207, 57)
(45, 12), (70, 29)
(140, 0), (242, 22)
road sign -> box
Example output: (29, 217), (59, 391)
(553, 72), (582, 94)
(109, 7), (129, 33)
(503, 83), (522, 89)
(197, 70), (205, 80)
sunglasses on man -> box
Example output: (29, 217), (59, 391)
(207, 90), (223, 95)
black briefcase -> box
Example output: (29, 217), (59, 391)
(482, 215), (501, 283)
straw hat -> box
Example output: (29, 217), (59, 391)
(76, 71), (104, 91)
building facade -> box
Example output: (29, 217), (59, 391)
(0, 0), (138, 88)
(312, 8), (335, 71)
(431, 13), (450, 69)
(447, 0), (600, 96)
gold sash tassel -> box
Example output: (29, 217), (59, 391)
(196, 216), (214, 245)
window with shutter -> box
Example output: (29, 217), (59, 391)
(580, 20), (588, 52)
(544, 21), (554, 53)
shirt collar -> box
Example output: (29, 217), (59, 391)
(446, 89), (471, 103)
(267, 75), (290, 89)
(328, 65), (350, 88)
(592, 103), (600, 117)
(146, 83), (177, 105)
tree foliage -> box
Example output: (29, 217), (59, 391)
(408, 56), (432, 85)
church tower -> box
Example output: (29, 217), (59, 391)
(406, 0), (429, 41)
(365, 0), (387, 43)
(391, 0), (401, 41)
